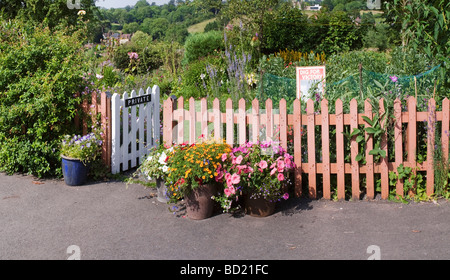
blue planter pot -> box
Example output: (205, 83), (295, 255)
(61, 156), (89, 186)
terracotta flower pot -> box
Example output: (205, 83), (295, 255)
(185, 184), (217, 220)
(244, 194), (276, 217)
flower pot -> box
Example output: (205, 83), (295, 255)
(244, 194), (276, 217)
(155, 178), (168, 203)
(61, 156), (89, 186)
(185, 184), (217, 220)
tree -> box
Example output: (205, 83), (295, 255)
(222, 0), (281, 57)
(0, 0), (98, 30)
(386, 0), (450, 90)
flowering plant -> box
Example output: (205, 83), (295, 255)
(137, 144), (173, 181)
(213, 141), (294, 212)
(60, 132), (102, 164)
(165, 140), (232, 202)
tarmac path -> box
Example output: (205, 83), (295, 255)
(1, 172), (449, 260)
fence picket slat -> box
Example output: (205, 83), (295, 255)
(442, 98), (449, 163)
(426, 98), (436, 196)
(364, 99), (374, 199)
(408, 96), (417, 197)
(226, 99), (233, 145)
(163, 95), (173, 146)
(293, 99), (302, 197)
(239, 98), (246, 145)
(379, 98), (388, 200)
(177, 96), (184, 144)
(307, 99), (316, 198)
(252, 99), (259, 143)
(350, 99), (360, 200)
(122, 92), (130, 171)
(321, 99), (330, 199)
(266, 99), (273, 143)
(201, 98), (208, 140)
(111, 93), (121, 174)
(279, 99), (287, 151)
(394, 98), (403, 198)
(147, 87), (154, 148)
(138, 88), (145, 164)
(213, 98), (221, 142)
(152, 85), (160, 147)
(189, 97), (196, 144)
(336, 99), (345, 200)
(130, 90), (137, 168)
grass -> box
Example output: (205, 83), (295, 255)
(187, 18), (217, 34)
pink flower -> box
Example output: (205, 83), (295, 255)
(229, 186), (236, 194)
(277, 173), (285, 181)
(226, 177), (233, 187)
(270, 162), (276, 169)
(231, 173), (240, 185)
(258, 160), (268, 169)
(221, 153), (227, 162)
(235, 155), (243, 165)
(270, 168), (277, 176)
(282, 193), (289, 200)
(277, 160), (285, 170)
(224, 188), (231, 197)
(225, 173), (231, 180)
(215, 170), (224, 181)
(284, 157), (292, 167)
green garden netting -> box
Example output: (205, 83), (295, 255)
(258, 64), (443, 110)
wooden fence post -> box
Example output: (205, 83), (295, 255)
(394, 98), (403, 198)
(163, 97), (173, 147)
(350, 98), (360, 200)
(408, 96), (417, 196)
(307, 99), (316, 198)
(321, 99), (331, 199)
(426, 98), (436, 196)
(336, 99), (345, 200)
(364, 99), (374, 199)
(293, 99), (302, 197)
(379, 98), (389, 200)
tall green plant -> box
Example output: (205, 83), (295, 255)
(0, 19), (86, 177)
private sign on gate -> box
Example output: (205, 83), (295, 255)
(296, 66), (326, 101)
(125, 94), (151, 107)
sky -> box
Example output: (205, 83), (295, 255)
(95, 0), (171, 9)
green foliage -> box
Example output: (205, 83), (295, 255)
(0, 20), (85, 177)
(262, 4), (311, 54)
(183, 31), (224, 64)
(386, 0), (450, 90)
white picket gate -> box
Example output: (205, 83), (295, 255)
(111, 86), (160, 174)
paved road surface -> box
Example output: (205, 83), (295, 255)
(1, 172), (449, 260)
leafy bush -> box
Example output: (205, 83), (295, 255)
(183, 31), (224, 64)
(0, 20), (85, 177)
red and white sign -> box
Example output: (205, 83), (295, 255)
(296, 66), (326, 100)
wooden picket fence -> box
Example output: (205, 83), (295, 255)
(111, 86), (160, 174)
(74, 86), (160, 174)
(75, 91), (112, 170)
(163, 96), (450, 200)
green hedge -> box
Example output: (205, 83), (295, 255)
(0, 20), (85, 177)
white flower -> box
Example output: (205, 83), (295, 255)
(77, 10), (86, 16)
(96, 74), (103, 79)
(200, 73), (206, 80)
(162, 165), (169, 173)
(158, 152), (167, 165)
